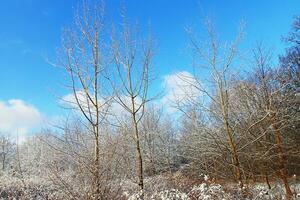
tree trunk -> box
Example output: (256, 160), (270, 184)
(133, 115), (144, 193)
(94, 126), (101, 199)
(224, 115), (243, 187)
(2, 154), (5, 170)
(264, 172), (271, 189)
(272, 122), (292, 198)
(220, 89), (243, 187)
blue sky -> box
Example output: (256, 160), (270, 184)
(0, 0), (299, 135)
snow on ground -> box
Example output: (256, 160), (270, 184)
(125, 175), (300, 200)
(1, 173), (300, 199)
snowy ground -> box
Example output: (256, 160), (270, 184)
(123, 175), (300, 200)
(1, 173), (300, 199)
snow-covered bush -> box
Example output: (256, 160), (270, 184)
(0, 172), (64, 199)
(188, 182), (232, 200)
(127, 189), (189, 200)
(122, 174), (300, 200)
(150, 189), (189, 200)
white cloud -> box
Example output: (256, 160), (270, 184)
(61, 90), (142, 120)
(61, 72), (201, 117)
(61, 90), (111, 113)
(161, 71), (201, 113)
(0, 99), (43, 141)
(61, 90), (86, 108)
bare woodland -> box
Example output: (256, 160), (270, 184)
(0, 1), (299, 200)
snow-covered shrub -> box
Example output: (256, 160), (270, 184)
(150, 189), (189, 200)
(127, 189), (189, 200)
(251, 184), (280, 200)
(0, 173), (64, 199)
(127, 190), (144, 200)
(188, 182), (232, 200)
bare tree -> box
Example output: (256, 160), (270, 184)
(54, 1), (112, 199)
(250, 44), (293, 197)
(108, 19), (154, 195)
(178, 19), (245, 186)
(228, 43), (296, 198)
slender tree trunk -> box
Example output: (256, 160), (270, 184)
(133, 114), (144, 192)
(94, 126), (101, 199)
(220, 90), (243, 187)
(129, 90), (144, 196)
(264, 171), (271, 189)
(272, 122), (292, 198)
(225, 120), (242, 185)
(2, 154), (5, 170)
(93, 43), (101, 199)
